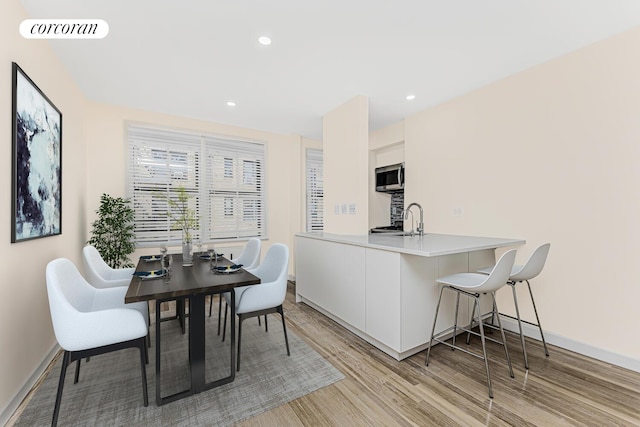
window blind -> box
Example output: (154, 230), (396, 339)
(127, 125), (266, 246)
(203, 136), (265, 240)
(305, 148), (323, 231)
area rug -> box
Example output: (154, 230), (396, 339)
(13, 310), (344, 426)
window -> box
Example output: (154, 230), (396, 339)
(305, 148), (323, 231)
(243, 160), (257, 185)
(223, 158), (233, 178)
(128, 125), (266, 246)
(224, 197), (234, 217)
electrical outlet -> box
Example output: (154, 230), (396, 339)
(452, 207), (464, 217)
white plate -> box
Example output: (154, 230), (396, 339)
(213, 266), (241, 274)
(200, 253), (224, 260)
(134, 269), (167, 280)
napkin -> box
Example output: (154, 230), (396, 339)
(199, 253), (224, 260)
(133, 269), (166, 278)
(213, 264), (243, 272)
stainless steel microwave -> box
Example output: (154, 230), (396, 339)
(375, 162), (404, 192)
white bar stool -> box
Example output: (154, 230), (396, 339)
(477, 243), (551, 369)
(426, 249), (517, 399)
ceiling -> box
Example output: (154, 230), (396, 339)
(19, 0), (640, 140)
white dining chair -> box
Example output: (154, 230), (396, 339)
(46, 258), (149, 426)
(476, 243), (551, 369)
(82, 245), (135, 289)
(221, 243), (290, 371)
(83, 245), (149, 337)
(426, 249), (517, 399)
(209, 238), (262, 334)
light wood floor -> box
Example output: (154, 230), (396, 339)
(8, 283), (640, 426)
(239, 283), (640, 426)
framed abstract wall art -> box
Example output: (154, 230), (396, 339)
(11, 62), (62, 243)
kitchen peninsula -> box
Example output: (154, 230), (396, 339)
(295, 232), (525, 360)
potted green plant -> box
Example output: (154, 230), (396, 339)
(166, 186), (199, 266)
(87, 194), (136, 268)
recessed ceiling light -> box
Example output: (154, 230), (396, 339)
(226, 100), (236, 107)
(406, 94), (416, 101)
(258, 35), (272, 46)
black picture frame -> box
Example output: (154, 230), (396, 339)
(11, 62), (62, 243)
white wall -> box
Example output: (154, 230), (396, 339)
(323, 95), (369, 234)
(83, 102), (302, 270)
(1, 1), (88, 421)
(404, 27), (640, 364)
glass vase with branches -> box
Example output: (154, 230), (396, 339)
(166, 185), (199, 265)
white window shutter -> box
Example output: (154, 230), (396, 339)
(127, 125), (266, 246)
(305, 148), (323, 232)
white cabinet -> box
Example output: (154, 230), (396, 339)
(400, 254), (441, 352)
(365, 249), (401, 350)
(295, 237), (366, 330)
(295, 233), (510, 360)
(364, 249), (472, 354)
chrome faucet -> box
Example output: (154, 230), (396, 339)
(405, 202), (424, 236)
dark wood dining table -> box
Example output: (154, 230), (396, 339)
(125, 253), (260, 405)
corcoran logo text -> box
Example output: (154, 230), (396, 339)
(20, 19), (109, 39)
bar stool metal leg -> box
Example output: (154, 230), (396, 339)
(510, 282), (529, 369)
(451, 291), (461, 349)
(526, 280), (549, 357)
(466, 298), (477, 345)
(475, 294), (493, 399)
(492, 292), (514, 379)
(425, 286), (446, 366)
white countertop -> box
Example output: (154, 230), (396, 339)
(296, 232), (525, 257)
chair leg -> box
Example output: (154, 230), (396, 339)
(222, 302), (228, 342)
(526, 280), (550, 357)
(511, 282), (529, 369)
(451, 291), (460, 349)
(257, 315), (268, 330)
(217, 295), (223, 334)
(237, 316), (243, 371)
(144, 337), (149, 365)
(466, 298), (477, 345)
(73, 359), (81, 384)
(208, 294), (213, 318)
(492, 292), (514, 379)
(475, 295), (494, 399)
(137, 337), (149, 407)
(274, 306), (291, 356)
(425, 286), (446, 366)
(147, 303), (151, 348)
(52, 351), (71, 427)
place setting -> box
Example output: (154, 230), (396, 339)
(133, 246), (174, 281)
(212, 264), (243, 274)
(132, 269), (168, 280)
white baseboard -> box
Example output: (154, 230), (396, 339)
(0, 344), (60, 426)
(500, 317), (640, 373)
